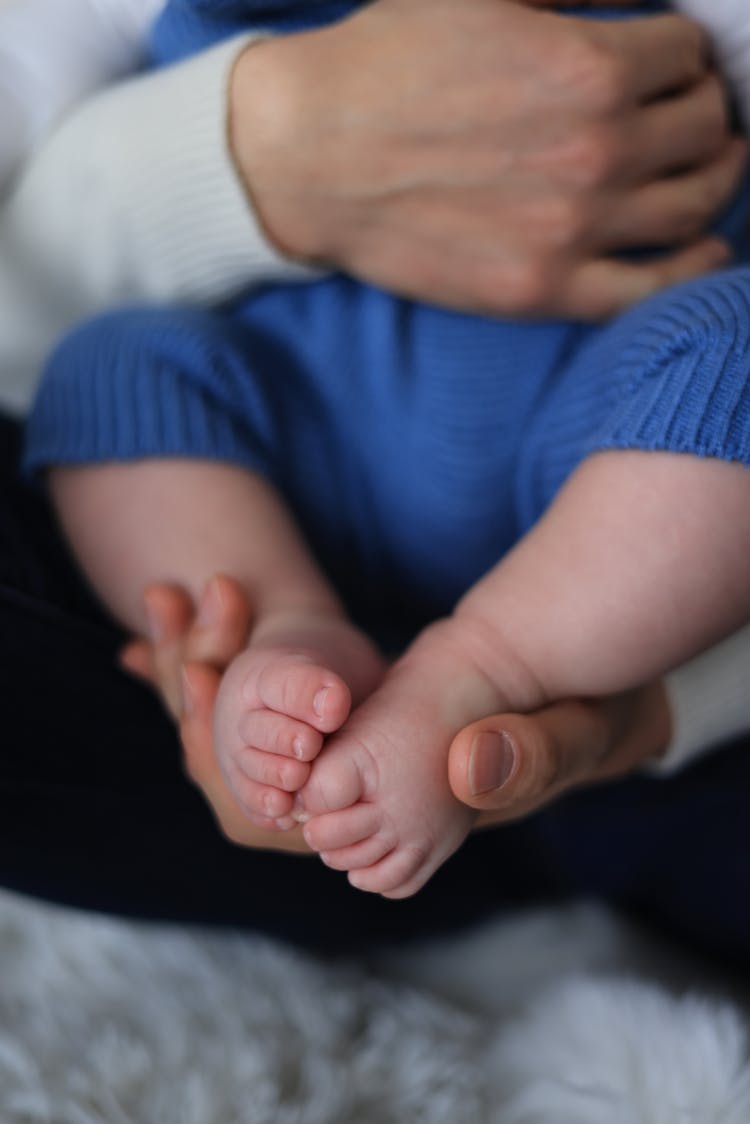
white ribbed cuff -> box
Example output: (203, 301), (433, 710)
(108, 33), (319, 303)
(0, 33), (321, 414)
(650, 623), (750, 774)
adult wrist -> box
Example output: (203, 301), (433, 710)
(145, 33), (316, 297)
(229, 37), (296, 259)
(228, 25), (344, 266)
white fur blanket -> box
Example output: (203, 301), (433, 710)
(1, 889), (748, 1122)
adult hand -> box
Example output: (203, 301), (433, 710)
(447, 684), (672, 827)
(123, 578), (671, 847)
(229, 0), (745, 321)
(120, 575), (312, 854)
(121, 575), (251, 721)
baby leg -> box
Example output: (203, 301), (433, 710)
(301, 269), (750, 896)
(51, 459), (384, 826)
(300, 447), (750, 896)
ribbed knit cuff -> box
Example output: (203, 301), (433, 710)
(516, 268), (750, 533)
(595, 272), (750, 465)
(117, 33), (319, 303)
(24, 310), (274, 479)
(649, 624), (750, 774)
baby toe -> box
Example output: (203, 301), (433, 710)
(303, 803), (384, 853)
(226, 766), (295, 821)
(238, 709), (323, 761)
(250, 658), (351, 733)
(236, 746), (310, 792)
(298, 743), (368, 816)
(320, 833), (395, 872)
(347, 844), (429, 897)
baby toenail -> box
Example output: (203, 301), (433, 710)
(291, 794), (309, 823)
(313, 687), (330, 717)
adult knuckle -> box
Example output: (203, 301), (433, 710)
(562, 127), (619, 189)
(554, 35), (626, 112)
(532, 194), (588, 249)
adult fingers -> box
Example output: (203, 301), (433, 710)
(345, 227), (732, 322)
(119, 637), (156, 683)
(622, 75), (734, 188)
(448, 685), (671, 825)
(581, 14), (708, 105)
(142, 583), (195, 720)
(598, 139), (747, 252)
(130, 575), (253, 721)
(182, 574), (252, 668)
(179, 663), (219, 787)
(559, 235), (732, 320)
(117, 584), (194, 717)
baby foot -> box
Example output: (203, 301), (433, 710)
(213, 612), (385, 828)
(298, 618), (532, 898)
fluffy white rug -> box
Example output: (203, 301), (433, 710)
(1, 889), (749, 1123)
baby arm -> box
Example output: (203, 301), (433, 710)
(0, 0), (161, 195)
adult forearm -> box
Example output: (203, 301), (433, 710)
(0, 35), (314, 415)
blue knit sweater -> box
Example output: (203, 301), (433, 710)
(25, 0), (750, 639)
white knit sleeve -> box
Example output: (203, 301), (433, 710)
(0, 34), (317, 415)
(648, 624), (750, 774)
(0, 0), (162, 195)
(673, 0), (750, 127)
